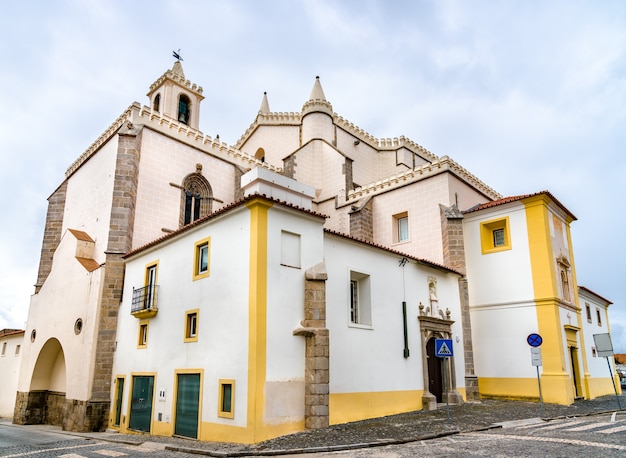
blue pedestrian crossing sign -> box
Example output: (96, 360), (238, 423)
(435, 338), (454, 358)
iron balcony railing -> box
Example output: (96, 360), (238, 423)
(131, 285), (159, 314)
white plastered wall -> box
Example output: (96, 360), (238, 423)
(113, 207), (251, 428)
(464, 203), (539, 378)
(264, 207), (325, 424)
(0, 333), (24, 417)
(62, 137), (118, 265)
(324, 234), (465, 395)
(18, 230), (103, 400)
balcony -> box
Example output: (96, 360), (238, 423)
(131, 285), (159, 319)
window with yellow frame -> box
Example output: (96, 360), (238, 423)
(138, 321), (149, 348)
(218, 379), (235, 419)
(480, 217), (512, 254)
(193, 237), (211, 280)
(184, 309), (199, 342)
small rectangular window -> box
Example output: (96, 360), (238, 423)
(184, 310), (199, 342)
(596, 309), (602, 327)
(480, 217), (511, 254)
(15, 344), (20, 355)
(193, 237), (211, 280)
(218, 379), (235, 419)
(493, 228), (505, 247)
(280, 231), (301, 268)
(393, 212), (409, 243)
(349, 270), (372, 326)
(1, 342), (6, 356)
(585, 303), (592, 323)
(138, 322), (148, 348)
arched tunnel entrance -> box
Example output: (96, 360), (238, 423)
(14, 338), (66, 425)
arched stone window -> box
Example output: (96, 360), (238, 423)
(180, 170), (212, 226)
(178, 94), (191, 124)
(153, 93), (161, 112)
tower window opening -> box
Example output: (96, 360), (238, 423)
(178, 95), (190, 124)
(153, 93), (161, 112)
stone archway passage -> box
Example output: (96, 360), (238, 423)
(14, 338), (66, 426)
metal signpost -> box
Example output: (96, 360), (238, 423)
(527, 333), (544, 416)
(435, 338), (454, 422)
(593, 333), (622, 410)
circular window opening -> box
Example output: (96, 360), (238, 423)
(74, 318), (83, 335)
(30, 329), (36, 342)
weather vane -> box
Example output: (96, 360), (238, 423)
(172, 49), (183, 62)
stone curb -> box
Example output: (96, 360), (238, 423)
(163, 429), (463, 457)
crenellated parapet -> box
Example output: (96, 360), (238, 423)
(340, 156), (501, 206)
(234, 111), (301, 149)
(301, 99), (333, 117)
(66, 104), (137, 177)
(334, 115), (379, 145)
(136, 106), (282, 173)
(333, 117), (439, 162)
(148, 69), (203, 97)
(66, 104), (283, 179)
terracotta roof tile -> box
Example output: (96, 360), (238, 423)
(125, 193), (327, 258)
(464, 190), (577, 221)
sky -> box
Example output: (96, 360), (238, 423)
(1, 0), (625, 350)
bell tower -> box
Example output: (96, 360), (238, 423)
(146, 60), (204, 129)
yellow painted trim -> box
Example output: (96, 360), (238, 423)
(246, 198), (273, 443)
(193, 236), (211, 281)
(137, 320), (149, 349)
(184, 309), (199, 343)
(172, 369), (204, 439)
(524, 198), (571, 402)
(218, 379), (236, 419)
(329, 390), (423, 425)
(144, 260), (159, 286)
(198, 419), (304, 444)
(109, 375), (126, 429)
(478, 376), (572, 405)
(480, 216), (511, 254)
(121, 372), (157, 435)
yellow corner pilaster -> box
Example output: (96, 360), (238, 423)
(524, 196), (571, 404)
(246, 198), (273, 442)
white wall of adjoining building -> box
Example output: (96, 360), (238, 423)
(0, 332), (23, 417)
(18, 230), (103, 400)
(264, 207), (326, 424)
(470, 304), (539, 378)
(464, 204), (535, 308)
(324, 234), (465, 395)
(113, 206), (252, 428)
(579, 290), (614, 378)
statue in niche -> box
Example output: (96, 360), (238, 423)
(429, 281), (439, 318)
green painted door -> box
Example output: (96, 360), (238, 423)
(175, 373), (200, 438)
(114, 377), (124, 426)
(129, 375), (154, 432)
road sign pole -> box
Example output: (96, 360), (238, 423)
(536, 365), (544, 417)
(444, 356), (450, 422)
(606, 356), (622, 410)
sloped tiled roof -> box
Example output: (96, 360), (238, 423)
(464, 190), (577, 221)
(579, 285), (613, 305)
(324, 229), (463, 276)
(124, 193), (327, 259)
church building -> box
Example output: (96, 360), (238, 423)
(13, 61), (617, 441)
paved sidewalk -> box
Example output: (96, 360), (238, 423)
(2, 395), (625, 457)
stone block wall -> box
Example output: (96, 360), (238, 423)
(294, 262), (329, 430)
(35, 181), (67, 293)
(349, 197), (373, 242)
